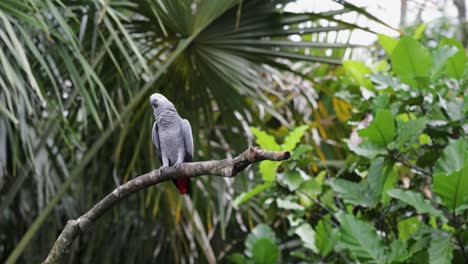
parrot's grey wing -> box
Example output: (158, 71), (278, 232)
(152, 121), (162, 163)
(181, 119), (193, 162)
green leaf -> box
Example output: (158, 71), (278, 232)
(367, 157), (392, 201)
(342, 60), (373, 88)
(233, 182), (273, 208)
(388, 239), (411, 263)
(250, 127), (281, 151)
(348, 140), (387, 159)
(251, 238), (279, 264)
(429, 230), (453, 264)
(358, 109), (395, 146)
(440, 37), (467, 79)
(396, 118), (428, 147)
(315, 216), (336, 257)
(330, 179), (375, 207)
(433, 138), (467, 175)
(298, 178), (322, 199)
(387, 189), (443, 217)
(245, 224), (277, 258)
(228, 253), (247, 264)
(282, 125), (309, 152)
(278, 171), (302, 191)
(295, 223), (318, 253)
(290, 144), (313, 160)
(259, 161), (280, 181)
(338, 212), (386, 263)
(378, 34), (398, 55)
(431, 45), (458, 80)
(382, 168), (398, 205)
(391, 36), (432, 87)
(398, 217), (421, 242)
(433, 165), (468, 214)
(413, 24), (427, 40)
(276, 198), (304, 211)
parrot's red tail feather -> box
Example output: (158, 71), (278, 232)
(175, 179), (190, 195)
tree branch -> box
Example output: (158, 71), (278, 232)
(42, 147), (290, 264)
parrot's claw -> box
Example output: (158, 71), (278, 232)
(159, 165), (168, 173)
(174, 162), (182, 169)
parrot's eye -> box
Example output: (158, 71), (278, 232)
(151, 99), (158, 107)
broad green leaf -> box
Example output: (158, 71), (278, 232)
(358, 109), (395, 146)
(251, 238), (279, 264)
(391, 36), (432, 87)
(330, 179), (375, 207)
(298, 178), (322, 201)
(250, 127), (281, 151)
(433, 138), (467, 175)
(381, 168), (398, 205)
(387, 189), (443, 217)
(233, 182), (273, 208)
(338, 213), (386, 263)
(343, 60), (373, 88)
(413, 24), (427, 40)
(367, 157), (392, 201)
(348, 140), (387, 159)
(388, 239), (411, 263)
(431, 45), (458, 80)
(259, 161), (280, 181)
(440, 37), (467, 79)
(228, 253), (247, 264)
(282, 125), (309, 152)
(445, 97), (464, 121)
(245, 224), (277, 258)
(433, 165), (468, 214)
(278, 171), (302, 191)
(295, 223), (318, 253)
(315, 216), (336, 257)
(429, 231), (453, 264)
(276, 198), (304, 211)
(378, 34), (398, 55)
(396, 118), (428, 147)
(398, 217), (421, 241)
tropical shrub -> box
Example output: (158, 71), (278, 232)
(231, 32), (467, 263)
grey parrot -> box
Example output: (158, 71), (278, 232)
(149, 93), (193, 194)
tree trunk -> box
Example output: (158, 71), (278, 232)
(400, 0), (408, 28)
(453, 0), (468, 48)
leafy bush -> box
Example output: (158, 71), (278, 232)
(231, 33), (467, 263)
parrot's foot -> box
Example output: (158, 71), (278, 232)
(174, 162), (182, 169)
(159, 165), (168, 173)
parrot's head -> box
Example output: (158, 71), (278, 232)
(150, 93), (175, 114)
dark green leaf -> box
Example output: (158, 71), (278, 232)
(429, 230), (453, 264)
(251, 238), (279, 264)
(358, 109), (395, 147)
(433, 138), (467, 175)
(433, 165), (468, 214)
(330, 179), (375, 207)
(338, 213), (386, 263)
(387, 189), (443, 217)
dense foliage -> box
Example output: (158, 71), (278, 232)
(229, 31), (468, 263)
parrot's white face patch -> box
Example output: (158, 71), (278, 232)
(149, 93), (169, 107)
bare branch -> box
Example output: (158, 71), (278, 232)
(43, 147), (290, 264)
